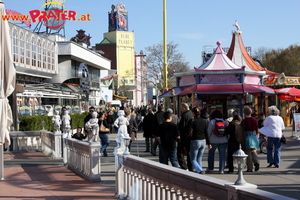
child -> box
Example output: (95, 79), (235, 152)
(72, 127), (87, 141)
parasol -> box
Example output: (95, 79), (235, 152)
(0, 1), (16, 179)
(275, 88), (300, 101)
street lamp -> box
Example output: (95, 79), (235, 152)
(233, 144), (248, 185)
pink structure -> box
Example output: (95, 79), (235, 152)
(161, 23), (275, 116)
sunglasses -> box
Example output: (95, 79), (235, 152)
(89, 110), (94, 112)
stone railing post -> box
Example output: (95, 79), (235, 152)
(53, 131), (62, 159)
(88, 141), (101, 181)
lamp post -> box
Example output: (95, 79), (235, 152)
(232, 144), (248, 185)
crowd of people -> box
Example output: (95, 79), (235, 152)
(62, 103), (285, 174)
(140, 103), (285, 175)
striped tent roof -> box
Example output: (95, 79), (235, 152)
(196, 41), (241, 71)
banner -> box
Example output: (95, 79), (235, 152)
(293, 113), (300, 132)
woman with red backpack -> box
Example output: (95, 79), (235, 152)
(206, 109), (228, 174)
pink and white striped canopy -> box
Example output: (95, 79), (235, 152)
(197, 41), (241, 70)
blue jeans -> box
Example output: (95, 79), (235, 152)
(208, 143), (227, 172)
(160, 146), (179, 167)
(190, 139), (206, 173)
(99, 134), (110, 157)
(267, 137), (281, 165)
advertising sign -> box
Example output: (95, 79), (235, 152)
(293, 113), (300, 131)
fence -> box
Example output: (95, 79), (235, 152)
(114, 154), (296, 200)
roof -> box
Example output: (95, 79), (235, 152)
(196, 41), (241, 71)
(227, 32), (274, 74)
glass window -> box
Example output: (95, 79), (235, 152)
(31, 36), (36, 67)
(13, 29), (18, 62)
(42, 40), (46, 69)
(19, 31), (24, 64)
(37, 39), (41, 68)
(25, 34), (30, 65)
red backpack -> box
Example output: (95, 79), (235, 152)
(213, 119), (226, 137)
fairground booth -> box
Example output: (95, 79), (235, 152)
(160, 25), (278, 121)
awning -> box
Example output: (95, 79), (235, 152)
(159, 86), (190, 97)
(177, 83), (275, 96)
(65, 84), (81, 93)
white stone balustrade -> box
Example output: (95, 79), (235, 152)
(40, 130), (62, 159)
(9, 131), (42, 152)
(65, 138), (101, 182)
(114, 154), (296, 200)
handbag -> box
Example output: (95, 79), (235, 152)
(280, 135), (287, 144)
(100, 121), (109, 132)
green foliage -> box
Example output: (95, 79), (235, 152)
(254, 44), (300, 75)
(19, 113), (88, 131)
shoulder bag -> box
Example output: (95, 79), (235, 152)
(100, 121), (109, 132)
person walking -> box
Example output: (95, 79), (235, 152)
(143, 108), (154, 152)
(126, 109), (138, 152)
(152, 105), (165, 156)
(167, 108), (178, 125)
(98, 112), (110, 157)
(258, 106), (285, 168)
(177, 103), (194, 171)
(106, 109), (115, 134)
(206, 109), (228, 174)
(226, 111), (244, 173)
(189, 107), (211, 174)
(242, 106), (260, 172)
(156, 111), (180, 167)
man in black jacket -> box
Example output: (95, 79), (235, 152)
(177, 103), (194, 171)
(152, 105), (164, 156)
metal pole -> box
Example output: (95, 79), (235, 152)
(163, 0), (168, 90)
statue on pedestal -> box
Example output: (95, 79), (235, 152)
(62, 110), (71, 138)
(114, 110), (129, 150)
(85, 111), (100, 142)
(52, 111), (61, 132)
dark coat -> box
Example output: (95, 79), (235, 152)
(72, 133), (86, 141)
(143, 113), (154, 138)
(106, 114), (115, 124)
(178, 109), (193, 138)
(98, 118), (109, 134)
(226, 118), (244, 151)
(153, 111), (165, 136)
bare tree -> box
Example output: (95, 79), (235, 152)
(144, 41), (190, 88)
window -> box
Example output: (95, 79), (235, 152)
(42, 40), (46, 69)
(19, 31), (24, 64)
(13, 29), (18, 62)
(37, 39), (41, 68)
(31, 36), (36, 67)
(25, 34), (30, 65)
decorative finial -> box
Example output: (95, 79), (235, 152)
(233, 20), (241, 32)
(216, 41), (222, 46)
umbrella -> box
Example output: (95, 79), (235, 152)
(0, 1), (16, 179)
(275, 87), (300, 97)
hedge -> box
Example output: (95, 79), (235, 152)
(19, 113), (88, 131)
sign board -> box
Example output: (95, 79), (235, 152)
(293, 113), (300, 131)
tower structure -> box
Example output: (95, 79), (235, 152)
(96, 3), (135, 102)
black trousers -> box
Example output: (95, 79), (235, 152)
(177, 140), (193, 171)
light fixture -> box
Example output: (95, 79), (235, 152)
(232, 144), (248, 185)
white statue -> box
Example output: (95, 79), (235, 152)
(233, 20), (241, 32)
(52, 111), (61, 132)
(62, 110), (71, 138)
(114, 110), (129, 149)
(85, 111), (100, 142)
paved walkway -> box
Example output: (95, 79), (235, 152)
(1, 126), (300, 199)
